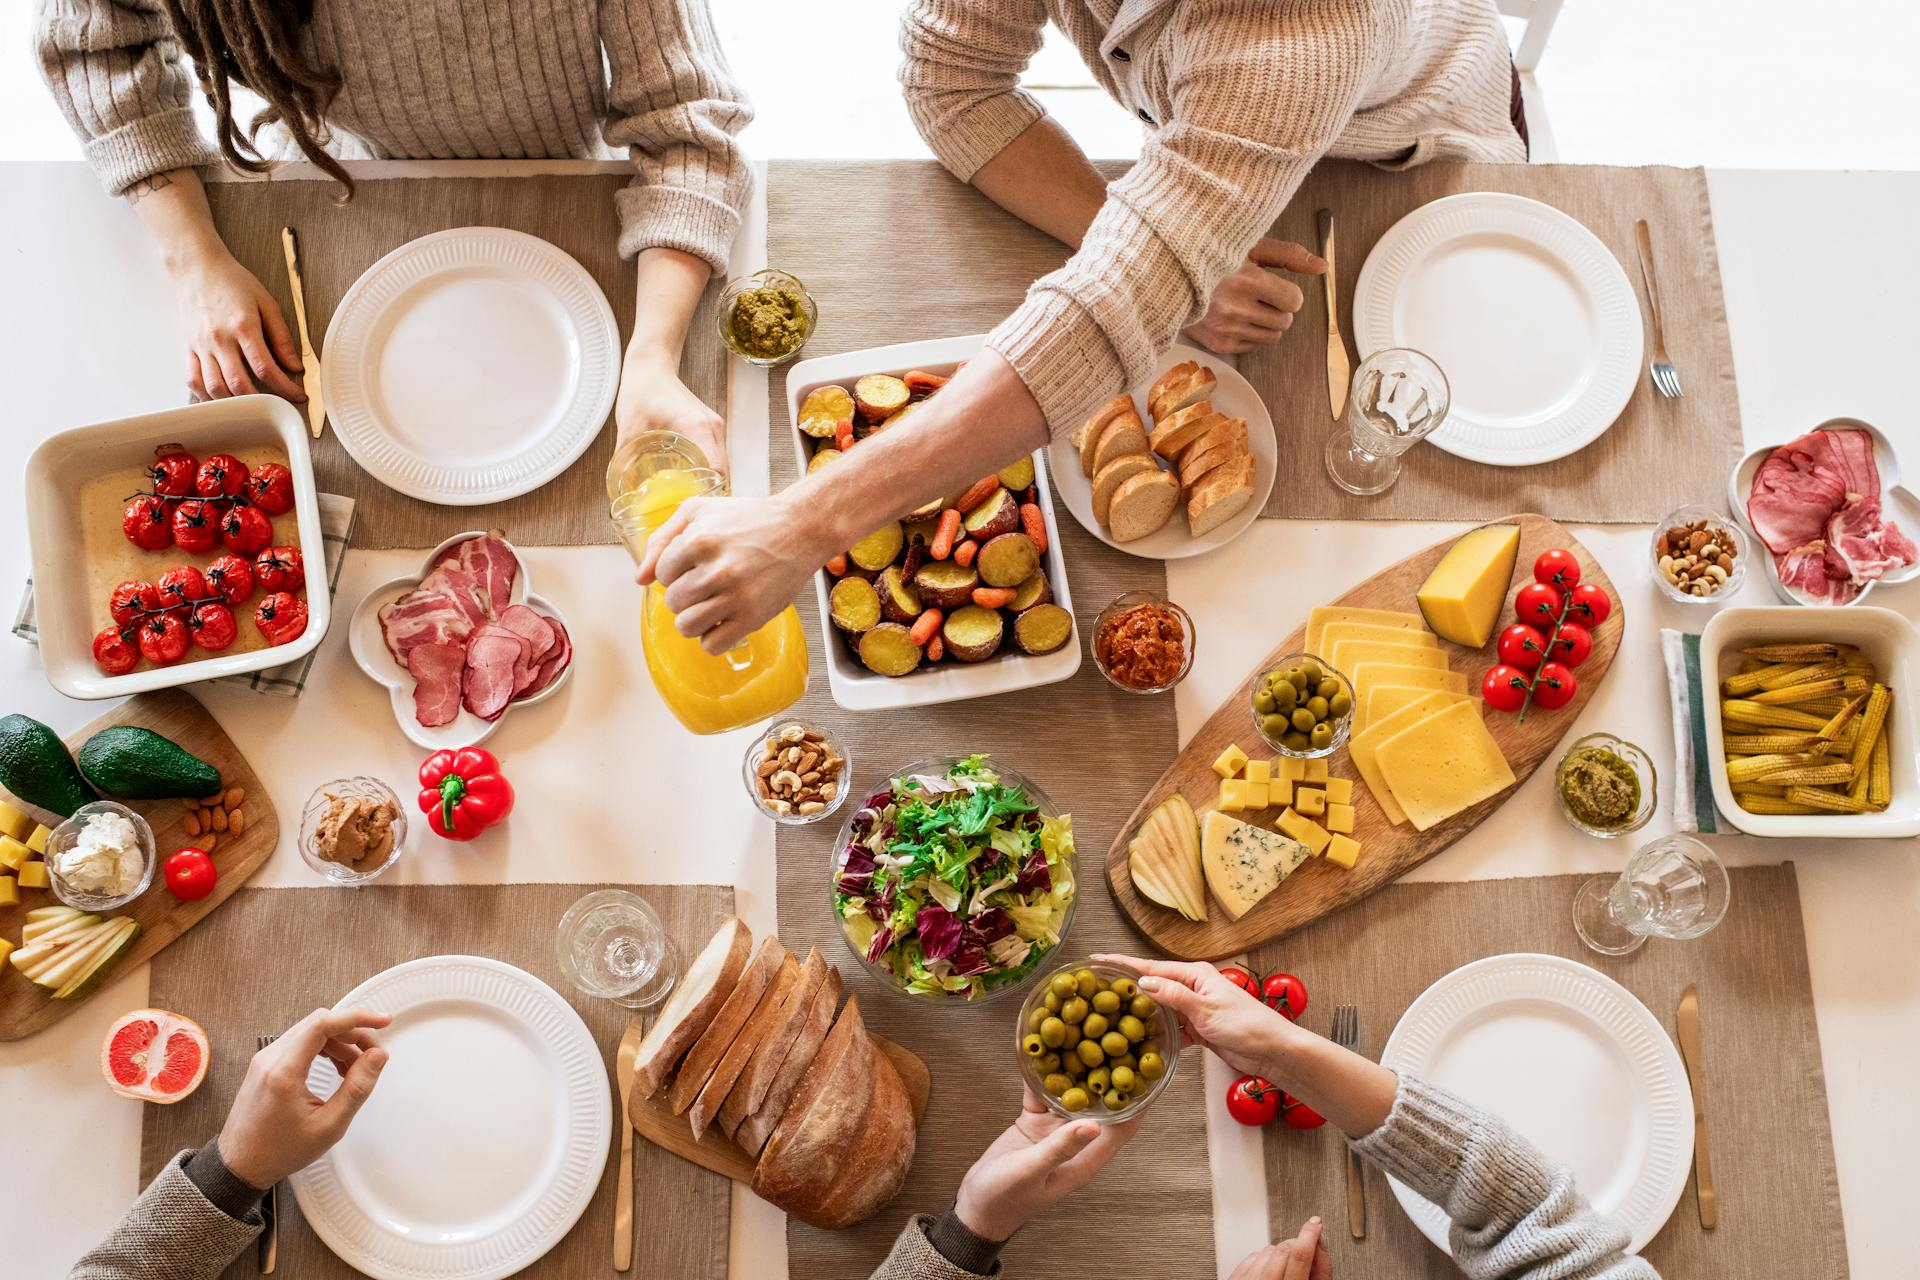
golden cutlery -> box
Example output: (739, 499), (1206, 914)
(614, 1017), (646, 1270)
(1330, 1003), (1365, 1237)
(255, 1034), (279, 1273)
(1675, 984), (1717, 1228)
(1317, 209), (1351, 423)
(279, 227), (328, 438)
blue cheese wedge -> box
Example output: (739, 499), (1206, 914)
(1201, 811), (1313, 921)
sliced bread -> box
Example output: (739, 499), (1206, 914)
(1107, 468), (1181, 542)
(1077, 395), (1137, 476)
(1147, 402), (1221, 459)
(689, 949), (801, 1138)
(718, 947), (829, 1138)
(1148, 360), (1217, 422)
(1178, 440), (1241, 491)
(1179, 416), (1248, 464)
(1091, 453), (1160, 525)
(1187, 454), (1256, 538)
(751, 995), (875, 1215)
(630, 916), (751, 1099)
(667, 933), (783, 1114)
(1090, 407), (1150, 473)
(739, 966), (843, 1156)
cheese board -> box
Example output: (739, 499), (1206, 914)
(1104, 514), (1622, 960)
(1, 688), (278, 1040)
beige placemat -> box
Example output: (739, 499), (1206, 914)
(766, 158), (1214, 1278)
(142, 882), (734, 1280)
(1250, 160), (1742, 522)
(1251, 865), (1847, 1279)
(206, 175), (728, 548)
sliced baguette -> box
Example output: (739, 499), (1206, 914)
(1090, 409), (1150, 474)
(1090, 453), (1160, 526)
(630, 916), (751, 1099)
(1148, 360), (1216, 422)
(667, 934), (782, 1114)
(751, 995), (874, 1212)
(1147, 402), (1220, 459)
(1177, 441), (1241, 491)
(1187, 454), (1257, 538)
(689, 949), (801, 1139)
(1077, 395), (1136, 477)
(718, 947), (829, 1137)
(1178, 416), (1248, 465)
(1106, 468), (1180, 543)
(739, 967), (843, 1156)
(788, 1042), (916, 1230)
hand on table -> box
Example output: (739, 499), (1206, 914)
(617, 350), (729, 475)
(175, 248), (306, 404)
(1182, 237), (1327, 355)
(636, 489), (823, 653)
(953, 1086), (1142, 1241)
(1094, 953), (1293, 1078)
(1230, 1218), (1333, 1280)
(216, 1007), (392, 1190)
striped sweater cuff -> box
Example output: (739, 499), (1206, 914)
(912, 90), (1046, 183)
(615, 181), (745, 276)
(84, 107), (219, 196)
(1350, 1073), (1554, 1225)
(986, 287), (1126, 439)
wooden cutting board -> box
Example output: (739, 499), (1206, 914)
(1103, 514), (1623, 960)
(631, 1036), (930, 1185)
(1, 688), (278, 1039)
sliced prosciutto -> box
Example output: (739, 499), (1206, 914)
(1829, 496), (1919, 581)
(521, 615), (572, 699)
(407, 643), (468, 727)
(1747, 428), (1915, 601)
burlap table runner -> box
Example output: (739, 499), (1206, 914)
(142, 882), (735, 1279)
(767, 159), (1214, 1278)
(1251, 865), (1847, 1279)
(206, 175), (728, 548)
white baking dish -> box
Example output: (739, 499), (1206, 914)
(25, 396), (330, 700)
(1701, 605), (1919, 837)
(784, 335), (1080, 712)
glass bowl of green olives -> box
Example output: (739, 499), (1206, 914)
(1251, 652), (1354, 758)
(1016, 959), (1181, 1124)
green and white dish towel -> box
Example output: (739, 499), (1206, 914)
(1661, 626), (1724, 833)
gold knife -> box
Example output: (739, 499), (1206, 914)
(1675, 984), (1717, 1228)
(613, 1017), (646, 1270)
(279, 227), (327, 438)
(1317, 208), (1350, 421)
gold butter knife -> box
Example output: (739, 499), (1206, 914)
(1676, 984), (1717, 1229)
(1317, 208), (1350, 422)
(613, 1017), (646, 1271)
(279, 227), (327, 439)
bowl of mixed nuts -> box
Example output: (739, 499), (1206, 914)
(1651, 506), (1748, 604)
(743, 721), (850, 824)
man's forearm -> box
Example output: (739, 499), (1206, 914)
(969, 116), (1110, 250)
(127, 169), (229, 277)
(629, 246), (713, 363)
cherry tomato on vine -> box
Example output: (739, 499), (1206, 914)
(1532, 662), (1579, 710)
(1226, 1075), (1283, 1126)
(1549, 622), (1593, 668)
(188, 601), (238, 652)
(1533, 548), (1582, 589)
(135, 612), (190, 665)
(221, 505), (273, 555)
(146, 445), (197, 501)
(1482, 664), (1532, 713)
(92, 627), (138, 675)
(195, 453), (250, 500)
(254, 592), (309, 646)
(245, 462), (295, 515)
(171, 499), (221, 554)
(1514, 582), (1563, 627)
(122, 496), (172, 550)
(1496, 623), (1548, 672)
(156, 565), (210, 614)
(1568, 583), (1612, 627)
(1280, 1094), (1327, 1130)
(204, 554), (254, 604)
(1261, 972), (1308, 1021)
(1218, 966), (1260, 999)
(109, 579), (161, 628)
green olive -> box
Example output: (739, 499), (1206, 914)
(1060, 996), (1088, 1025)
(1075, 969), (1098, 998)
(1261, 714), (1289, 739)
(1050, 972), (1077, 998)
(1110, 1065), (1138, 1093)
(1288, 668), (1311, 691)
(1306, 695), (1329, 720)
(1329, 690), (1353, 717)
(1022, 1033), (1045, 1056)
(1039, 1016), (1067, 1048)
(1102, 1090), (1131, 1112)
(1114, 1052), (1137, 1071)
(1129, 994), (1157, 1020)
(1310, 722), (1333, 750)
(1060, 1024), (1083, 1050)
(1027, 1006), (1049, 1033)
(1061, 1087), (1091, 1112)
(1086, 1067), (1111, 1096)
(1316, 677), (1340, 699)
(1272, 683), (1299, 713)
(1100, 1031), (1129, 1057)
(1038, 1052), (1062, 1073)
(1043, 1072), (1072, 1097)
(1043, 989), (1064, 1014)
(1077, 1039), (1106, 1068)
(1117, 1015), (1147, 1042)
(1253, 689), (1276, 714)
(1300, 660), (1323, 684)
(1081, 1013), (1110, 1040)
(1092, 990), (1121, 1015)
(1290, 707), (1316, 733)
(1283, 730), (1311, 751)
(1138, 1051), (1166, 1080)
(1063, 1053), (1087, 1077)
(1111, 977), (1139, 999)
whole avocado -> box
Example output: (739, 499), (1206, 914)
(77, 726), (221, 801)
(0, 714), (97, 818)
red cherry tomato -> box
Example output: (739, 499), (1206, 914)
(1514, 582), (1563, 627)
(146, 445), (197, 500)
(195, 453), (250, 500)
(1226, 1075), (1283, 1126)
(1568, 583), (1612, 627)
(189, 601), (238, 652)
(1533, 548), (1582, 590)
(162, 848), (218, 901)
(170, 499), (221, 554)
(254, 546), (305, 593)
(245, 462), (295, 515)
(1280, 1094), (1327, 1130)
(204, 554), (255, 604)
(254, 592), (309, 646)
(1481, 664), (1532, 713)
(92, 627), (138, 675)
(1532, 662), (1579, 710)
(1550, 621), (1593, 668)
(1496, 623), (1548, 672)
(122, 496), (173, 550)
(1218, 966), (1260, 998)
(221, 505), (273, 555)
(109, 579), (161, 628)
(1260, 972), (1308, 1021)
(156, 566), (210, 614)
(135, 612), (190, 665)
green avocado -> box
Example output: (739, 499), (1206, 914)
(77, 726), (221, 801)
(0, 714), (97, 818)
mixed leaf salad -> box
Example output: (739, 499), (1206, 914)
(835, 755), (1075, 1000)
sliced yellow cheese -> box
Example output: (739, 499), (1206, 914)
(1320, 621), (1441, 656)
(1201, 811), (1314, 920)
(1323, 777), (1354, 805)
(1276, 808), (1333, 855)
(1244, 759), (1271, 786)
(0, 875), (16, 906)
(1219, 779), (1251, 812)
(0, 836), (29, 870)
(1294, 787), (1326, 817)
(1330, 639), (1448, 680)
(1213, 744), (1250, 779)
(1374, 700), (1517, 832)
(1350, 690), (1463, 825)
(1351, 663), (1468, 730)
(0, 802), (31, 843)
(0, 936), (12, 964)
(26, 824), (50, 854)
(16, 860), (50, 890)
(1362, 684), (1469, 733)
(1304, 759), (1328, 784)
(1416, 523), (1522, 647)
(1306, 606), (1428, 657)
(1325, 834), (1361, 869)
(1326, 803), (1355, 834)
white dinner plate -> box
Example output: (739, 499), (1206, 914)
(1045, 344), (1278, 559)
(322, 228), (619, 505)
(1352, 193), (1642, 467)
(1380, 952), (1691, 1255)
(290, 956), (610, 1280)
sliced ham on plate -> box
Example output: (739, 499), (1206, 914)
(406, 642), (468, 727)
(521, 615), (572, 699)
(1829, 495), (1920, 581)
(1747, 428), (1916, 601)
(462, 625), (531, 721)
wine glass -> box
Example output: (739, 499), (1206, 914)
(1573, 835), (1731, 956)
(1323, 348), (1450, 496)
(554, 889), (680, 1008)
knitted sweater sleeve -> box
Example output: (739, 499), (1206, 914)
(1351, 1074), (1662, 1280)
(69, 1148), (262, 1280)
(898, 0), (1050, 183)
(601, 0), (755, 272)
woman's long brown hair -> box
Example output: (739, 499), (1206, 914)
(159, 0), (354, 197)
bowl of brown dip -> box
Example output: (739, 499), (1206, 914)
(300, 776), (408, 884)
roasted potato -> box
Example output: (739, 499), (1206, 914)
(849, 522), (905, 573)
(858, 622), (923, 676)
(829, 577), (881, 633)
(807, 446), (842, 474)
(1013, 603), (1073, 655)
(996, 456), (1036, 492)
(1008, 571), (1052, 612)
(854, 374), (911, 422)
(941, 605), (1005, 663)
(798, 385), (854, 438)
(977, 532), (1040, 588)
(962, 488), (1019, 541)
(913, 560), (979, 610)
(876, 565), (923, 624)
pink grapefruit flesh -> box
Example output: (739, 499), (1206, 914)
(101, 1009), (210, 1104)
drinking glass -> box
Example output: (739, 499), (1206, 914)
(554, 889), (680, 1008)
(1572, 835), (1730, 956)
(1323, 348), (1451, 496)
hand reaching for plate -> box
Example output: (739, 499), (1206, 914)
(1183, 238), (1327, 356)
(952, 1086), (1142, 1241)
(216, 1007), (393, 1189)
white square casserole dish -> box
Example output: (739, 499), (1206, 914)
(1701, 604), (1919, 837)
(26, 395), (330, 699)
(784, 335), (1080, 712)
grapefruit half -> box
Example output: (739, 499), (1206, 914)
(101, 1009), (210, 1103)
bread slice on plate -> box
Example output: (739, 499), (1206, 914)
(1091, 408), (1150, 473)
(1077, 394), (1137, 477)
(1149, 360), (1217, 422)
(1107, 468), (1181, 542)
(1187, 454), (1257, 538)
(1178, 440), (1242, 491)
(1147, 402), (1220, 459)
(1091, 453), (1160, 525)
(631, 916), (751, 1099)
(1180, 416), (1248, 464)
(668, 933), (783, 1114)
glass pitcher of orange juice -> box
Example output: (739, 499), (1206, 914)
(608, 432), (808, 735)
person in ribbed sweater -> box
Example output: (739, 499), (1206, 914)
(34, 0), (751, 468)
(638, 0), (1527, 657)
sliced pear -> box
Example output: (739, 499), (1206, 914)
(1163, 794), (1207, 921)
(53, 920), (141, 1001)
(29, 919), (122, 990)
(25, 905), (82, 923)
(23, 911), (101, 948)
(1128, 837), (1185, 913)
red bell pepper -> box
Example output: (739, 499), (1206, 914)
(417, 747), (514, 841)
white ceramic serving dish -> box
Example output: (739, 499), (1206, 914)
(1044, 342), (1278, 560)
(1726, 417), (1920, 605)
(1701, 605), (1920, 838)
(784, 335), (1081, 713)
(348, 531), (572, 750)
(25, 395), (330, 699)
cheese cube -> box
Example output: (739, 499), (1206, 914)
(16, 860), (49, 890)
(1304, 759), (1329, 784)
(1276, 809), (1333, 855)
(25, 824), (50, 854)
(1326, 803), (1355, 834)
(1201, 811), (1314, 920)
(1325, 834), (1361, 869)
(0, 874), (15, 906)
(1213, 744), (1250, 779)
(0, 936), (12, 965)
(1245, 760), (1271, 786)
(1279, 757), (1307, 782)
(1323, 777), (1354, 805)
(1243, 780), (1270, 809)
(1295, 788), (1326, 817)
(1219, 779), (1251, 812)
(1268, 779), (1292, 810)
(0, 836), (29, 870)
(0, 802), (30, 843)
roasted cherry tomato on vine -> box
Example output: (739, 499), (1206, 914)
(254, 545), (305, 593)
(221, 504), (273, 555)
(1568, 582), (1612, 627)
(1280, 1094), (1327, 1130)
(136, 612), (190, 665)
(254, 592), (308, 646)
(1226, 1075), (1283, 1126)
(146, 445), (197, 500)
(171, 499), (221, 554)
(189, 601), (238, 652)
(156, 565), (210, 613)
(195, 453), (249, 500)
(1514, 582), (1562, 627)
(1218, 965), (1260, 998)
(122, 496), (173, 550)
(245, 462), (295, 515)
(92, 627), (138, 675)
(1261, 972), (1308, 1021)
(1481, 664), (1532, 713)
(1533, 548), (1582, 589)
(1496, 623), (1548, 672)
(417, 747), (515, 841)
(204, 554), (254, 604)
(109, 579), (161, 627)
(1532, 662), (1578, 710)
(162, 847), (218, 901)
(1549, 621), (1593, 668)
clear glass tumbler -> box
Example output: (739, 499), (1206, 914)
(1324, 348), (1451, 496)
(554, 889), (681, 1009)
(1572, 835), (1731, 956)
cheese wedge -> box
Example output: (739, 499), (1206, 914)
(1320, 621), (1441, 656)
(1349, 690), (1462, 825)
(1374, 701), (1517, 831)
(1363, 684), (1469, 733)
(1306, 606), (1427, 657)
(1417, 523), (1522, 648)
(1330, 639), (1447, 679)
(1201, 811), (1313, 920)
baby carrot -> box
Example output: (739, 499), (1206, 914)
(971, 586), (1018, 609)
(910, 608), (944, 646)
(955, 476), (1001, 513)
(1018, 503), (1047, 553)
(926, 634), (945, 661)
(834, 419), (854, 449)
(904, 370), (949, 394)
(931, 508), (963, 559)
(825, 553), (848, 576)
(953, 538), (979, 567)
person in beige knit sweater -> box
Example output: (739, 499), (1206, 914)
(641, 0), (1526, 654)
(35, 0), (751, 468)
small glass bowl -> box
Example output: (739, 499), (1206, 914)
(299, 777), (408, 885)
(45, 801), (156, 910)
(1252, 652), (1355, 759)
(715, 268), (817, 367)
(1091, 591), (1196, 694)
(1650, 505), (1749, 605)
(1555, 733), (1658, 838)
(1015, 959), (1181, 1125)
(743, 720), (852, 825)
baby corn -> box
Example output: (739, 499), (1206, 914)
(1721, 699), (1830, 731)
(1737, 795), (1824, 815)
(1742, 643), (1845, 663)
(1869, 732), (1892, 808)
(1719, 644), (1895, 818)
(1749, 677), (1847, 704)
(1786, 785), (1876, 814)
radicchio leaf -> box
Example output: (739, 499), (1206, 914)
(916, 902), (962, 961)
(1013, 848), (1051, 896)
(864, 925), (894, 965)
(966, 906), (1016, 945)
(949, 943), (992, 977)
(836, 844), (878, 896)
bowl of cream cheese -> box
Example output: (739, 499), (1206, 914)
(46, 801), (156, 910)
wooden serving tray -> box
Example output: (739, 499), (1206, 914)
(631, 1035), (930, 1184)
(1103, 514), (1623, 960)
(1, 688), (278, 1039)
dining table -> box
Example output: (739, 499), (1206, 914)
(0, 156), (1915, 1279)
